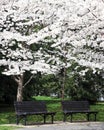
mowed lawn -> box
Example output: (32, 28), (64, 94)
(0, 96), (104, 126)
(0, 126), (19, 130)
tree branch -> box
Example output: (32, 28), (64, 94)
(12, 75), (20, 83)
(12, 74), (24, 84)
(23, 74), (34, 88)
(88, 9), (102, 22)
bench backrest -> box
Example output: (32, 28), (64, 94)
(14, 101), (47, 114)
(61, 101), (90, 112)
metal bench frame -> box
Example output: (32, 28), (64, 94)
(61, 101), (98, 122)
(14, 101), (56, 125)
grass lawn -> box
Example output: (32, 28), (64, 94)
(0, 96), (104, 126)
(0, 126), (19, 130)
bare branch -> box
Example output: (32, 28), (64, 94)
(23, 74), (34, 88)
(88, 9), (102, 22)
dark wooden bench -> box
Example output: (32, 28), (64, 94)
(61, 101), (98, 122)
(14, 101), (56, 125)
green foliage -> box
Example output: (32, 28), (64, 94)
(30, 44), (41, 51)
(33, 24), (44, 33)
(64, 65), (103, 103)
(23, 73), (60, 100)
(0, 60), (103, 103)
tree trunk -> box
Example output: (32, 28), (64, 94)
(17, 80), (23, 101)
(61, 67), (66, 100)
(13, 73), (35, 101)
(61, 43), (67, 100)
(13, 74), (24, 101)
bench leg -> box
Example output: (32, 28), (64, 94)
(87, 113), (90, 121)
(51, 114), (54, 124)
(63, 114), (66, 122)
(43, 114), (54, 124)
(64, 114), (72, 122)
(43, 115), (46, 124)
(94, 113), (97, 121)
(23, 115), (27, 126)
(87, 113), (97, 121)
(70, 114), (73, 123)
(16, 115), (27, 125)
(16, 115), (19, 125)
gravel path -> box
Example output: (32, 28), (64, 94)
(17, 122), (104, 130)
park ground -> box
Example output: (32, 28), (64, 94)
(1, 122), (104, 130)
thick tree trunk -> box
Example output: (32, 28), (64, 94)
(13, 74), (24, 101)
(13, 73), (34, 101)
(17, 81), (23, 101)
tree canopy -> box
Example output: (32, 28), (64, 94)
(0, 0), (104, 75)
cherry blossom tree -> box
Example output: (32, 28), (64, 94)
(0, 0), (58, 101)
(51, 0), (104, 70)
(0, 0), (104, 101)
(47, 0), (104, 98)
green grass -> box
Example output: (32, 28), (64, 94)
(33, 95), (53, 100)
(33, 95), (61, 101)
(0, 126), (18, 130)
(0, 96), (104, 125)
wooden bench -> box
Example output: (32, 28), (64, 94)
(14, 101), (56, 125)
(61, 101), (98, 122)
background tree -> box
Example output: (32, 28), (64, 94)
(67, 67), (102, 103)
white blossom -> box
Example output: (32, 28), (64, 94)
(0, 0), (104, 76)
